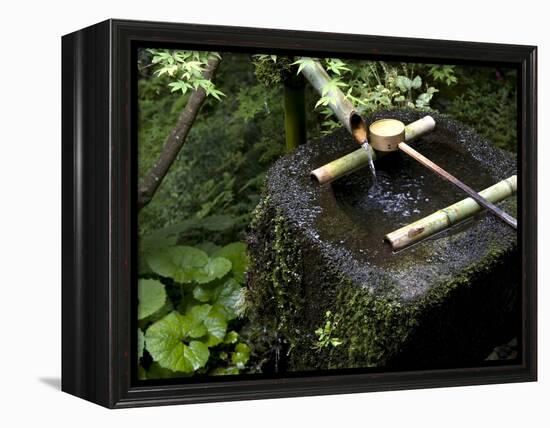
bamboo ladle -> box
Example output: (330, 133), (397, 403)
(350, 116), (517, 229)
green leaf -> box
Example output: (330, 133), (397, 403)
(315, 96), (333, 108)
(395, 76), (412, 92)
(147, 246), (231, 284)
(325, 58), (351, 75)
(140, 219), (201, 252)
(192, 285), (214, 302)
(201, 214), (235, 231)
(138, 299), (174, 329)
(231, 343), (251, 369)
(212, 278), (242, 320)
(195, 242), (221, 255)
(145, 311), (210, 373)
(138, 279), (167, 320)
(213, 242), (249, 283)
(193, 257), (232, 284)
(203, 307), (227, 346)
(321, 79), (348, 96)
(224, 330), (239, 344)
(191, 278), (241, 320)
(291, 57), (316, 75)
(187, 304), (227, 345)
(330, 338), (343, 347)
(185, 305), (210, 338)
(168, 81), (191, 94)
(137, 329), (145, 361)
(411, 75), (422, 89)
(147, 246), (209, 283)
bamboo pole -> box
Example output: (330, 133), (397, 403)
(299, 58), (356, 134)
(311, 116), (435, 184)
(398, 142), (517, 229)
(283, 75), (307, 152)
(384, 175), (517, 251)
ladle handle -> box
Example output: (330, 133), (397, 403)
(397, 142), (517, 229)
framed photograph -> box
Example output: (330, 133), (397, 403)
(62, 19), (537, 408)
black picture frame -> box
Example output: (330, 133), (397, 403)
(61, 19), (537, 408)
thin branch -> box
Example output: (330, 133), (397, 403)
(138, 56), (221, 210)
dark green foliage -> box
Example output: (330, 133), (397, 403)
(252, 55), (295, 86)
(438, 67), (517, 152)
(138, 53), (287, 237)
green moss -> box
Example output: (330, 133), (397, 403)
(245, 197), (307, 369)
(253, 56), (295, 86)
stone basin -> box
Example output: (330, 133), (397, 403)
(246, 109), (519, 372)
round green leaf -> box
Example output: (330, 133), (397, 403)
(191, 279), (242, 319)
(185, 304), (211, 338)
(231, 343), (251, 369)
(213, 242), (249, 283)
(192, 285), (214, 302)
(213, 278), (242, 320)
(147, 246), (209, 283)
(203, 308), (227, 346)
(192, 257), (232, 284)
(184, 341), (210, 371)
(138, 279), (167, 320)
(224, 330), (239, 344)
(145, 311), (210, 373)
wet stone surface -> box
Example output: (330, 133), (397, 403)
(247, 109), (520, 370)
(266, 109), (517, 301)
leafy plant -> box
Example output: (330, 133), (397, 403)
(138, 242), (251, 378)
(441, 67), (517, 152)
(137, 51), (287, 237)
(313, 311), (343, 351)
(138, 279), (166, 320)
(145, 49), (225, 99)
(293, 58), (456, 135)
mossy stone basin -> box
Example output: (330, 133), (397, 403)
(246, 109), (519, 372)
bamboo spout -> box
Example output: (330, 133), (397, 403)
(299, 58), (357, 134)
(385, 175), (517, 250)
(311, 116), (436, 184)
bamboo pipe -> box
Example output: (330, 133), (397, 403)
(384, 175), (517, 250)
(299, 58), (357, 134)
(310, 116), (436, 184)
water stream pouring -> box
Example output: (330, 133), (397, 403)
(350, 112), (376, 183)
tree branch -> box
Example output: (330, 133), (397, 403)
(138, 56), (221, 210)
